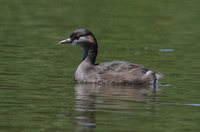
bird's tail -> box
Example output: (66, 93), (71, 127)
(154, 72), (163, 85)
(155, 72), (163, 80)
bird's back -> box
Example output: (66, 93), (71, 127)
(75, 61), (159, 85)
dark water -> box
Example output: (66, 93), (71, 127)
(0, 0), (200, 132)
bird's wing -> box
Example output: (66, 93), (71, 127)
(96, 61), (149, 74)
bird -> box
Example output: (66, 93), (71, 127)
(58, 29), (162, 85)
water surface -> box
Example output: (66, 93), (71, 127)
(0, 0), (200, 132)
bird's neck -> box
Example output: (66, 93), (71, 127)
(82, 43), (98, 65)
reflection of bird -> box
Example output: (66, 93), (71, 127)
(59, 29), (162, 85)
(74, 83), (158, 131)
(75, 83), (158, 102)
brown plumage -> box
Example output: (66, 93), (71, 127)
(59, 29), (162, 85)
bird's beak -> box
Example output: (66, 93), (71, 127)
(58, 38), (72, 44)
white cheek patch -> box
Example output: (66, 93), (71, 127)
(79, 36), (87, 41)
(72, 37), (86, 45)
(72, 35), (95, 46)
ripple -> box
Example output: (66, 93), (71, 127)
(159, 49), (175, 52)
(79, 122), (96, 127)
(157, 102), (200, 107)
(159, 84), (171, 87)
(183, 104), (200, 107)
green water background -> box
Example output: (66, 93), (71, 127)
(0, 0), (200, 132)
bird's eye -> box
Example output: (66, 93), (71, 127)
(75, 36), (80, 40)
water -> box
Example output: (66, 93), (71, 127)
(0, 0), (200, 132)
